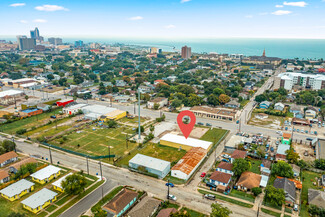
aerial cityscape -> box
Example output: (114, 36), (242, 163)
(0, 1), (325, 217)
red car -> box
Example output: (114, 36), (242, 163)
(200, 172), (206, 178)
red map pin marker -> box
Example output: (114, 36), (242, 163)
(177, 110), (196, 139)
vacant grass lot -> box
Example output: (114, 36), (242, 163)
(200, 128), (228, 144)
(180, 207), (206, 217)
(261, 208), (281, 217)
(117, 143), (187, 167)
(1, 109), (62, 134)
(249, 159), (262, 175)
(300, 170), (321, 217)
(51, 123), (138, 158)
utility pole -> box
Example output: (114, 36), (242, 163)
(126, 134), (128, 149)
(86, 156), (89, 175)
(108, 144), (111, 161)
(138, 89), (141, 141)
(49, 145), (53, 164)
(99, 161), (104, 199)
(12, 136), (16, 153)
(167, 179), (170, 202)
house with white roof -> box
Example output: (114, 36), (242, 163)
(21, 188), (58, 213)
(160, 133), (213, 151)
(0, 179), (35, 201)
(52, 172), (73, 192)
(129, 154), (170, 179)
(30, 165), (61, 184)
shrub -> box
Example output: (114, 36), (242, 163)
(16, 129), (27, 135)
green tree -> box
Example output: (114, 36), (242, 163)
(25, 95), (29, 101)
(264, 185), (285, 206)
(232, 158), (251, 177)
(252, 187), (262, 196)
(286, 148), (300, 164)
(218, 94), (230, 104)
(207, 94), (219, 106)
(153, 103), (160, 110)
(135, 126), (144, 133)
(314, 159), (325, 170)
(106, 120), (117, 128)
(2, 139), (16, 152)
(271, 161), (294, 178)
(62, 174), (87, 195)
(213, 88), (225, 96)
(255, 94), (267, 103)
(7, 212), (26, 217)
(171, 99), (182, 108)
(47, 74), (55, 81)
(210, 203), (232, 217)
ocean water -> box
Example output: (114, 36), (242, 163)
(3, 36), (325, 59)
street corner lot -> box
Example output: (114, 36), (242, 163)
(293, 143), (315, 161)
(50, 121), (138, 160)
(248, 112), (287, 130)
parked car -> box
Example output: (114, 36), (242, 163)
(314, 131), (318, 135)
(206, 182), (217, 188)
(200, 172), (206, 178)
(165, 183), (174, 187)
(297, 129), (300, 132)
(306, 138), (313, 141)
(206, 123), (212, 127)
(197, 122), (204, 126)
(50, 115), (56, 119)
(305, 130), (308, 134)
(222, 154), (230, 159)
(167, 194), (177, 201)
(204, 194), (216, 200)
(293, 204), (298, 211)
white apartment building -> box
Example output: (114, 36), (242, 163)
(277, 72), (325, 90)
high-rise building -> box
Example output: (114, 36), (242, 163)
(181, 46), (191, 59)
(48, 37), (63, 45)
(75, 40), (84, 47)
(16, 36), (36, 50)
(30, 27), (39, 39)
(150, 47), (158, 54)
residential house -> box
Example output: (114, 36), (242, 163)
(236, 171), (262, 191)
(0, 151), (18, 167)
(138, 85), (152, 94)
(128, 197), (161, 217)
(21, 188), (58, 213)
(276, 144), (290, 161)
(147, 97), (168, 109)
(282, 133), (292, 145)
(260, 175), (269, 188)
(230, 150), (247, 163)
(216, 162), (234, 175)
(305, 109), (317, 120)
(102, 188), (138, 217)
(273, 178), (296, 205)
(157, 208), (177, 217)
(308, 189), (325, 209)
(274, 103), (285, 111)
(0, 179), (34, 201)
(294, 112), (304, 119)
(37, 104), (51, 111)
(30, 165), (61, 184)
(52, 173), (73, 193)
(292, 117), (310, 126)
(209, 171), (232, 188)
(290, 105), (301, 114)
(260, 159), (272, 176)
(0, 170), (10, 184)
(115, 80), (127, 87)
(225, 100), (240, 109)
(259, 101), (272, 109)
(291, 164), (300, 177)
(9, 157), (37, 174)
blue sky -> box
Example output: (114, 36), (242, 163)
(1, 0), (325, 39)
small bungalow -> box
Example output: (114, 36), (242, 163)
(0, 179), (34, 201)
(209, 171), (232, 188)
(0, 151), (18, 167)
(282, 133), (292, 145)
(0, 170), (10, 184)
(259, 101), (272, 109)
(216, 162), (234, 175)
(230, 150), (247, 163)
(274, 102), (285, 111)
(9, 157), (37, 174)
(276, 144), (290, 161)
(225, 100), (240, 109)
(305, 109), (317, 120)
(236, 171), (261, 191)
(52, 173), (73, 192)
(30, 165), (61, 184)
(128, 196), (161, 217)
(102, 188), (138, 217)
(21, 188), (57, 213)
(273, 178), (296, 205)
(308, 189), (325, 209)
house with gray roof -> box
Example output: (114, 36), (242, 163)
(308, 189), (325, 209)
(0, 179), (34, 201)
(273, 178), (296, 205)
(128, 197), (161, 217)
(21, 188), (58, 213)
(259, 101), (272, 109)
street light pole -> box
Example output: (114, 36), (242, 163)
(86, 155), (89, 175)
(167, 179), (170, 202)
(12, 136), (16, 153)
(99, 161), (103, 180)
(49, 145), (53, 164)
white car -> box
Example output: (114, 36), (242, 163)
(167, 194), (177, 201)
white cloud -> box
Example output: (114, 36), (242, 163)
(275, 5), (284, 8)
(20, 20), (28, 23)
(33, 19), (47, 23)
(128, 16), (143, 21)
(35, 5), (69, 12)
(9, 3), (25, 7)
(272, 10), (292, 15)
(181, 0), (191, 3)
(283, 1), (308, 7)
(165, 24), (176, 29)
(245, 15), (253, 18)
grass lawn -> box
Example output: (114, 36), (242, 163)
(285, 207), (292, 214)
(229, 189), (255, 203)
(0, 109), (62, 134)
(263, 201), (282, 211)
(118, 116), (146, 125)
(117, 143), (187, 167)
(181, 207), (206, 217)
(249, 159), (262, 174)
(50, 122), (138, 159)
(163, 174), (187, 185)
(45, 204), (58, 212)
(200, 128), (228, 144)
(261, 208), (281, 217)
(198, 189), (253, 208)
(300, 170), (321, 217)
(284, 215), (291, 217)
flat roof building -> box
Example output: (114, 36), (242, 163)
(0, 179), (35, 201)
(191, 106), (239, 121)
(30, 165), (61, 184)
(129, 154), (170, 179)
(171, 147), (207, 180)
(160, 133), (212, 151)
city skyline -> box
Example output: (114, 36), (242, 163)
(1, 0), (325, 39)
